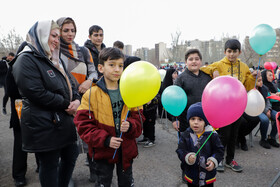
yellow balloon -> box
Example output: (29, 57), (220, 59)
(120, 61), (161, 108)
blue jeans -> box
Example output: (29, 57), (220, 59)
(259, 110), (278, 140)
(35, 143), (79, 187)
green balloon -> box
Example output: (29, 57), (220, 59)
(249, 24), (276, 55)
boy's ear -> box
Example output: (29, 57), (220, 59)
(98, 64), (104, 73)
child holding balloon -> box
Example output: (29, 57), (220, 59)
(74, 47), (144, 187)
(176, 102), (224, 187)
(200, 39), (258, 172)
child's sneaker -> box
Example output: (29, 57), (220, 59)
(143, 140), (155, 148)
(137, 137), (148, 144)
(216, 162), (224, 172)
(225, 160), (243, 172)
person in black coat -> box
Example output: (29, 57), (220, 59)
(6, 51), (32, 186)
(13, 20), (80, 187)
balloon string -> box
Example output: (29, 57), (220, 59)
(195, 130), (214, 156)
(176, 117), (180, 144)
(113, 110), (129, 159)
(254, 55), (262, 88)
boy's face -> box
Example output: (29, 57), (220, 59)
(89, 30), (104, 48)
(185, 53), (201, 73)
(224, 48), (241, 63)
(189, 116), (205, 134)
(98, 58), (124, 85)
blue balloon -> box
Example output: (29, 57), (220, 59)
(161, 85), (187, 116)
(249, 24), (276, 55)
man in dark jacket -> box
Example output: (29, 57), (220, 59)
(84, 25), (106, 79)
(6, 52), (30, 186)
(2, 52), (15, 115)
(0, 56), (8, 88)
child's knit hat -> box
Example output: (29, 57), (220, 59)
(186, 102), (209, 125)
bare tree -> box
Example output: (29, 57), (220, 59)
(0, 28), (24, 55)
(168, 30), (186, 63)
(240, 36), (263, 68)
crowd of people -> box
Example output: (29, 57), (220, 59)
(0, 18), (279, 187)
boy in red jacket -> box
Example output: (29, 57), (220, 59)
(74, 47), (144, 187)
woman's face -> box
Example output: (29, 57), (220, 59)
(256, 77), (263, 88)
(266, 71), (273, 82)
(48, 29), (60, 53)
(61, 23), (76, 44)
(172, 71), (178, 80)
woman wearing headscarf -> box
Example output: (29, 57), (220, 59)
(162, 68), (178, 121)
(12, 20), (80, 187)
(56, 17), (98, 94)
(162, 68), (178, 90)
(56, 17), (98, 183)
(261, 69), (280, 148)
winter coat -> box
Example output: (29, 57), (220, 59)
(176, 126), (224, 186)
(74, 77), (145, 171)
(174, 69), (212, 131)
(143, 95), (159, 123)
(200, 57), (256, 91)
(12, 42), (80, 152)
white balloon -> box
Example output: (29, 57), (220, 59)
(158, 69), (166, 82)
(245, 89), (265, 116)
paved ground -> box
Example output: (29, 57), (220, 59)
(0, 87), (280, 187)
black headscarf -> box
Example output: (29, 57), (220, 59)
(261, 69), (277, 93)
(162, 68), (177, 90)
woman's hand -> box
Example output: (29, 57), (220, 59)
(65, 99), (80, 115)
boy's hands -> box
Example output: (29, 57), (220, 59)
(213, 70), (220, 78)
(251, 70), (261, 78)
(188, 154), (196, 165)
(120, 120), (130, 133)
(206, 160), (215, 171)
(109, 137), (123, 149)
(172, 121), (180, 131)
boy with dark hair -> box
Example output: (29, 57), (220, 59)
(84, 25), (106, 78)
(113, 40), (124, 50)
(201, 39), (258, 172)
(74, 47), (144, 187)
(112, 40), (141, 69)
(176, 102), (224, 187)
(172, 49), (211, 133)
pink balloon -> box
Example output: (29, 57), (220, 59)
(264, 62), (273, 70)
(202, 76), (247, 128)
(270, 62), (277, 70)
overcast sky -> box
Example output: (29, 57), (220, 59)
(0, 0), (279, 51)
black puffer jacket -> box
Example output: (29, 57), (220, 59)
(13, 42), (80, 152)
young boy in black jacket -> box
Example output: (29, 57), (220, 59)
(176, 102), (224, 187)
(138, 95), (159, 147)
